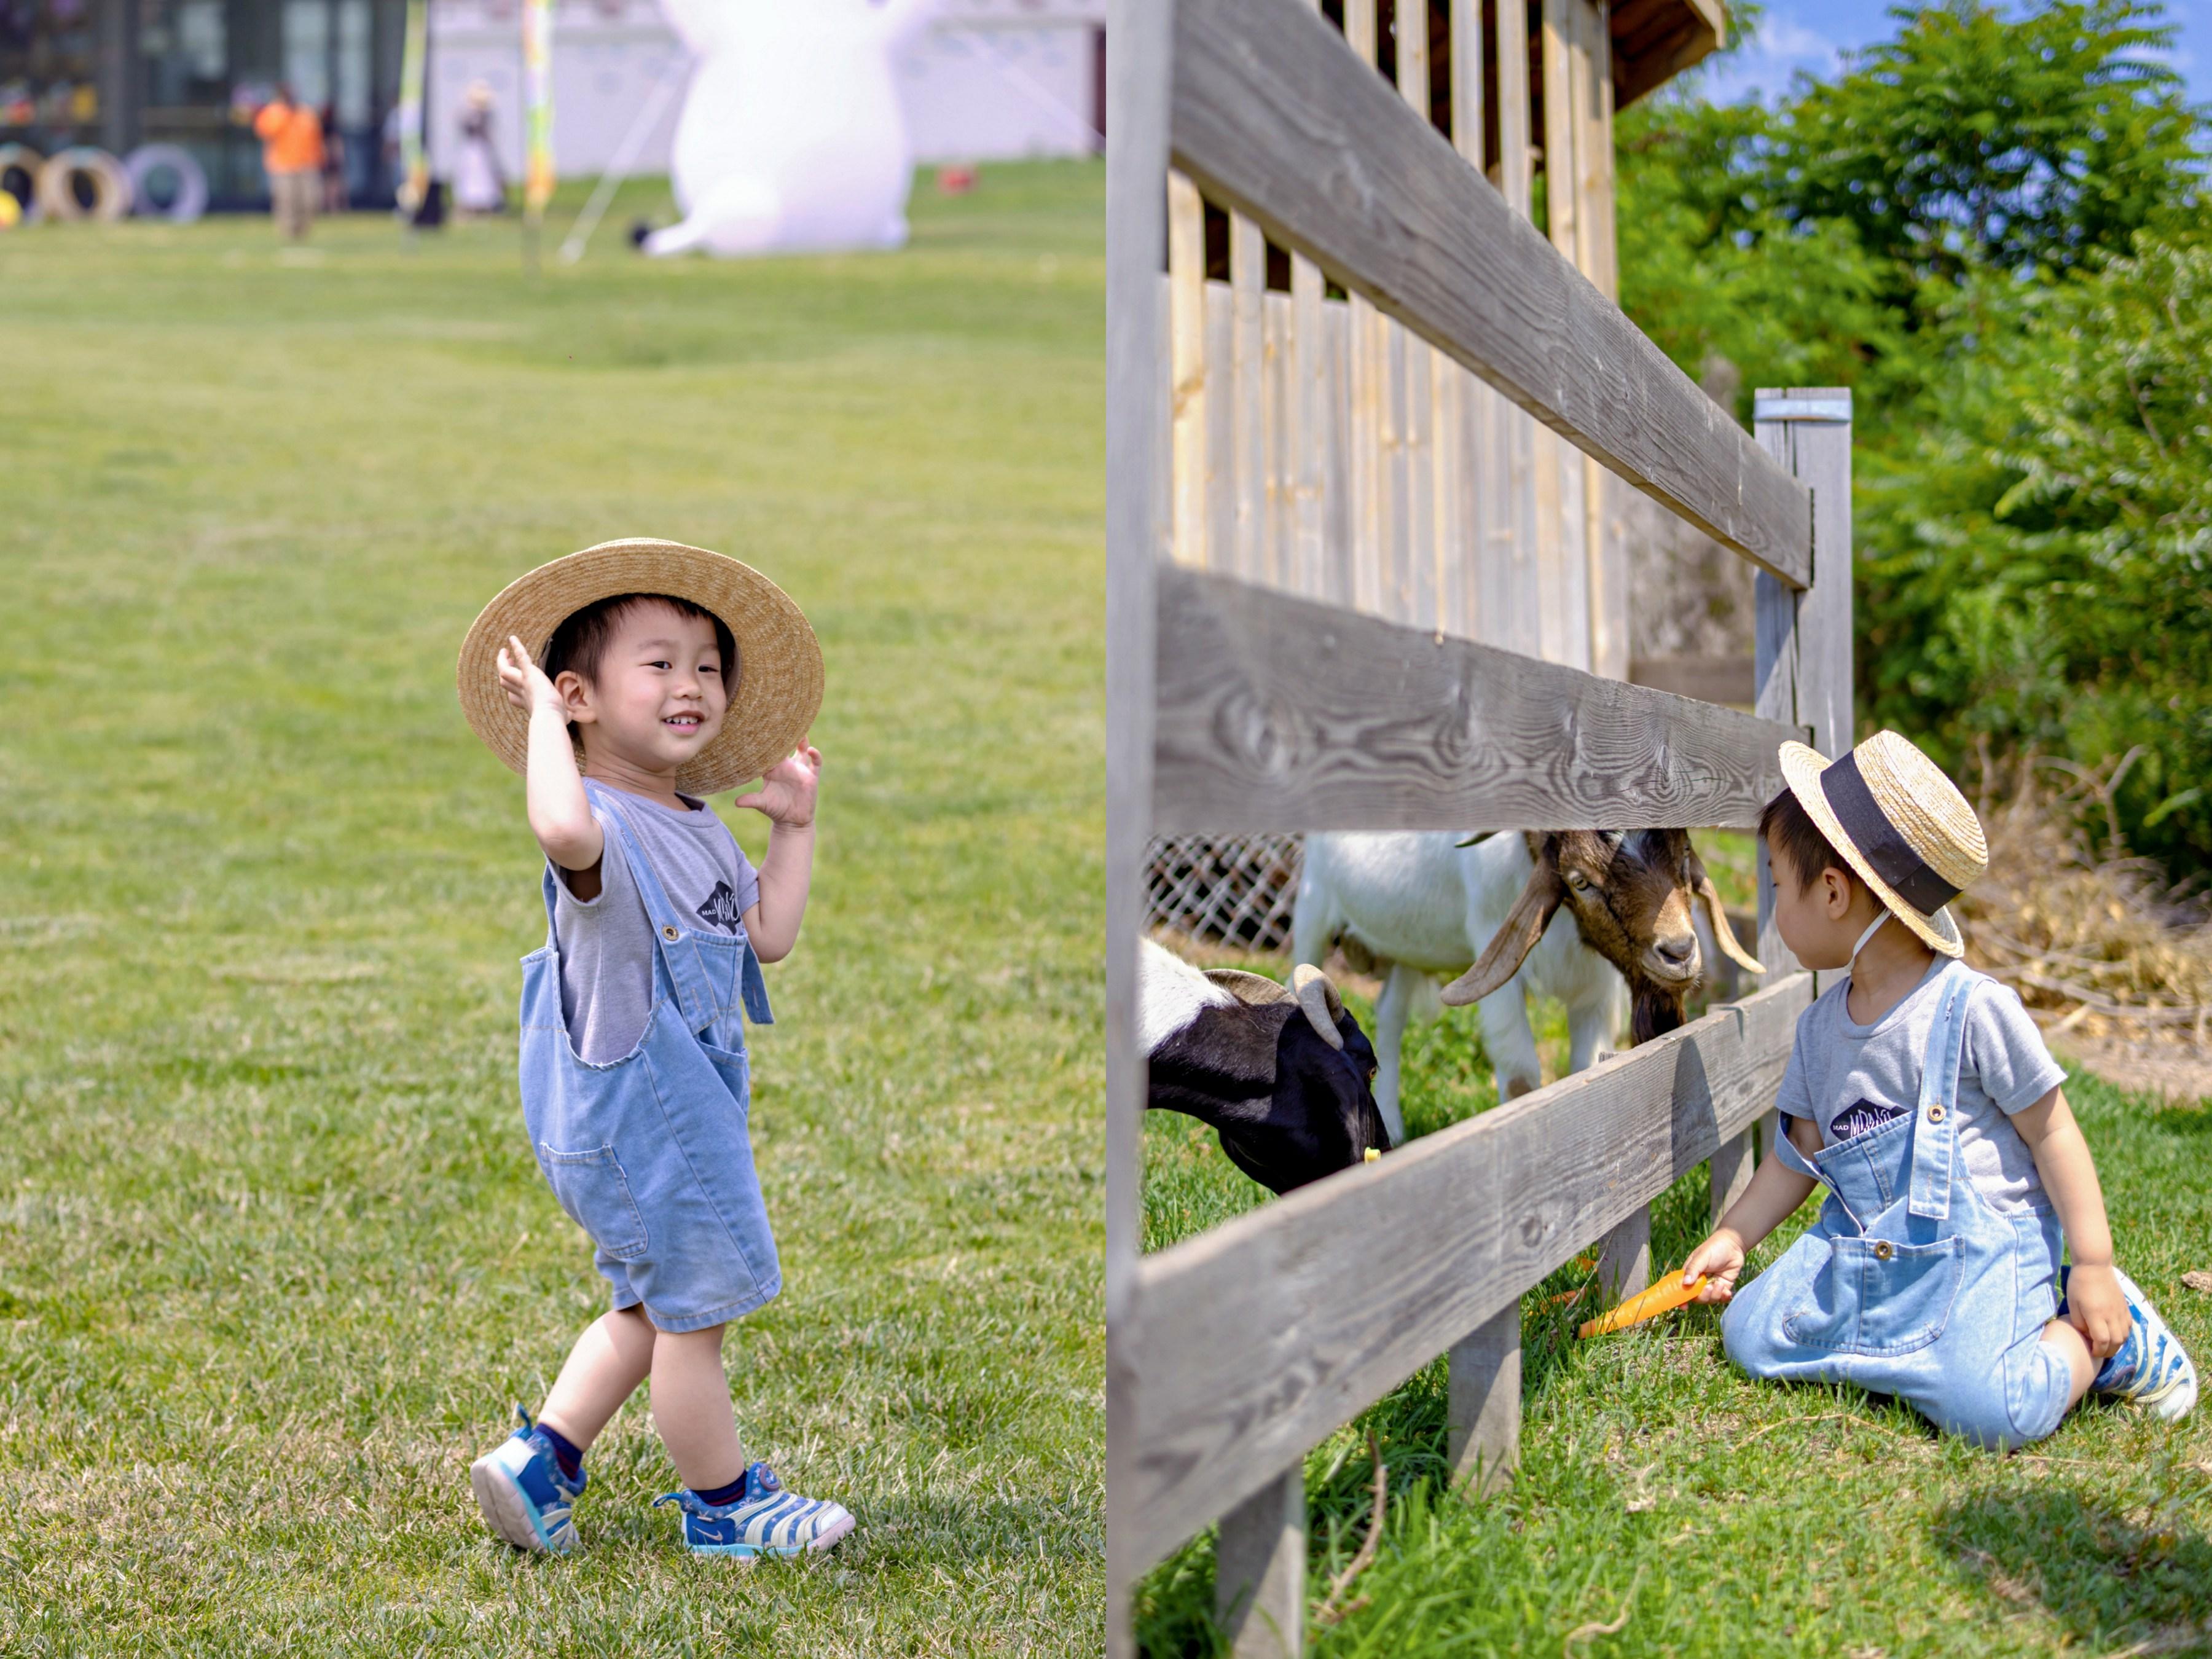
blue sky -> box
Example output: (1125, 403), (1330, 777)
(1694, 0), (2212, 110)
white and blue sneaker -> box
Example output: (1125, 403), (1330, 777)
(654, 1462), (856, 1559)
(2063, 1265), (2198, 1421)
(469, 1406), (586, 1553)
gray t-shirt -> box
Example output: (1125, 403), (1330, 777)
(552, 788), (760, 1064)
(1776, 962), (2068, 1214)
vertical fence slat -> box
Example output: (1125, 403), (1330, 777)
(1395, 2), (1437, 631)
(1105, 0), (1170, 1647)
(1445, 0), (1482, 643)
(1264, 288), (1291, 585)
(1231, 211), (1268, 584)
(1343, 0), (1384, 616)
(1290, 254), (1328, 600)
(1168, 169), (1210, 572)
(1447, 1299), (1523, 1496)
(1575, 0), (1629, 680)
(1492, 0), (1541, 659)
(1216, 1465), (1306, 1658)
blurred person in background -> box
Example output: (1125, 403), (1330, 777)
(320, 102), (350, 213)
(453, 80), (507, 218)
(254, 85), (325, 240)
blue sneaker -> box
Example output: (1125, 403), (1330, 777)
(469, 1406), (586, 1553)
(654, 1462), (856, 1559)
(2062, 1265), (2198, 1421)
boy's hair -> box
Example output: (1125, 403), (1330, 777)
(1757, 786), (1865, 896)
(543, 592), (737, 745)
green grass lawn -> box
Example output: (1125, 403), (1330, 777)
(1, 163), (1102, 1654)
(1138, 963), (2212, 1657)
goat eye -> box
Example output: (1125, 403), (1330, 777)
(1567, 873), (1591, 890)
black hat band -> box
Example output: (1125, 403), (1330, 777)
(1821, 751), (1961, 917)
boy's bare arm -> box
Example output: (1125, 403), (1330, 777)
(1680, 1139), (1821, 1302)
(734, 743), (821, 963)
(498, 635), (605, 883)
(2013, 1085), (2130, 1360)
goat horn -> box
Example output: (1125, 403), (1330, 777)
(1696, 873), (1766, 976)
(1291, 963), (1346, 1050)
(1441, 858), (1564, 1007)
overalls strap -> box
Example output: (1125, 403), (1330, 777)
(586, 782), (775, 1032)
(1907, 959), (1981, 1222)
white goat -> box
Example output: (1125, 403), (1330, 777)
(1292, 830), (1761, 1143)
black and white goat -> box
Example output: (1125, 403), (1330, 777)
(1139, 939), (1390, 1194)
(1293, 830), (1764, 1140)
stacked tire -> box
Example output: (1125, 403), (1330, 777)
(0, 144), (211, 225)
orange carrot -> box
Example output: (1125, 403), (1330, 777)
(1577, 1270), (1711, 1339)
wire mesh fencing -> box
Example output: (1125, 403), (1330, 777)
(1144, 834), (1303, 955)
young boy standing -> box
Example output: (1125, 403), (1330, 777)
(1682, 732), (2196, 1448)
(454, 539), (854, 1555)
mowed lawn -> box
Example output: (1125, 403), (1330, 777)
(1138, 965), (2212, 1657)
(1, 165), (1102, 1654)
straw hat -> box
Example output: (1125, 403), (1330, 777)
(1778, 731), (1987, 958)
(456, 538), (822, 796)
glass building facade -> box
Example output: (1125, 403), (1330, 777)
(1, 0), (407, 206)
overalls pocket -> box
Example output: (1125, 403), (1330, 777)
(1784, 1233), (1965, 1357)
(696, 1037), (752, 1120)
(538, 1142), (651, 1261)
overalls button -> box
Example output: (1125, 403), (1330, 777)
(1874, 1241), (1894, 1261)
(1927, 1102), (1946, 1123)
(661, 925), (680, 941)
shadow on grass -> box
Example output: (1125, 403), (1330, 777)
(1932, 1484), (2212, 1649)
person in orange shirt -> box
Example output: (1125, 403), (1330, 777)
(254, 87), (326, 240)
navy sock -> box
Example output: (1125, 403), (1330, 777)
(538, 1422), (586, 1482)
(693, 1472), (748, 1508)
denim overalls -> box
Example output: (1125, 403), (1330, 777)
(518, 780), (780, 1333)
(1722, 959), (2074, 1449)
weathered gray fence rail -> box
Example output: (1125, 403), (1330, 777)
(1107, 1), (1853, 1652)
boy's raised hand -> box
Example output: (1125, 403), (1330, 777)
(497, 634), (567, 718)
(732, 742), (822, 830)
(1679, 1228), (1747, 1304)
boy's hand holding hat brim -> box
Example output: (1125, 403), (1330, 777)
(457, 538), (823, 797)
(1777, 730), (1988, 959)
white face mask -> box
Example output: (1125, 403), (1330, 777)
(1849, 911), (1891, 968)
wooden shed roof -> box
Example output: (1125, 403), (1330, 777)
(1610, 0), (1727, 106)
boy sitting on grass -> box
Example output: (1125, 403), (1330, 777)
(454, 539), (852, 1556)
(1679, 731), (2195, 1447)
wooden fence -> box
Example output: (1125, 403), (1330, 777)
(1107, 1), (1855, 1652)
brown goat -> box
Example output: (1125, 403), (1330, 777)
(1440, 830), (1765, 1046)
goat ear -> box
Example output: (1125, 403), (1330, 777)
(1290, 963), (1346, 1050)
(1440, 858), (1564, 1006)
(1688, 846), (1765, 975)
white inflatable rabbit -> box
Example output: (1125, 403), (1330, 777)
(645, 0), (936, 257)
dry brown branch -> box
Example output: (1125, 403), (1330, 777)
(1958, 751), (2212, 1051)
(1312, 1430), (1387, 1628)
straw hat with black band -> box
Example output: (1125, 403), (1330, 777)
(457, 538), (823, 798)
(1777, 731), (1988, 960)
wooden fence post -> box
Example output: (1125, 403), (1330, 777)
(1747, 385), (1854, 1192)
(1106, 1), (1172, 1653)
(1216, 1465), (1307, 1657)
(1596, 1203), (1650, 1300)
(1448, 1300), (1523, 1495)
